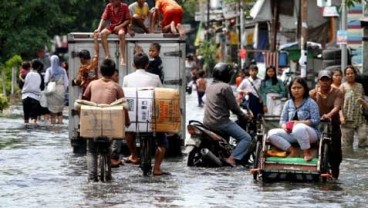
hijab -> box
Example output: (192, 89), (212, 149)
(50, 55), (64, 76)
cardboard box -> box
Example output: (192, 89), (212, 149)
(123, 87), (181, 133)
(124, 88), (154, 132)
(152, 88), (181, 133)
(80, 105), (125, 138)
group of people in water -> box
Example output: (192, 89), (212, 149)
(215, 64), (367, 180)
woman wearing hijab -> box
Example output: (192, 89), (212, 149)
(44, 55), (69, 124)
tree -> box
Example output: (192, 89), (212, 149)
(0, 0), (106, 62)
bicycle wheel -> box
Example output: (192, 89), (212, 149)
(140, 135), (153, 176)
(97, 143), (111, 182)
(98, 148), (112, 182)
(320, 141), (329, 183)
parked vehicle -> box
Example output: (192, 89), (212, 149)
(67, 33), (186, 156)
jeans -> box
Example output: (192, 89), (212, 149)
(217, 120), (252, 160)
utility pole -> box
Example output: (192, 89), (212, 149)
(207, 0), (210, 40)
(299, 0), (308, 78)
(240, 0), (245, 67)
(341, 0), (348, 71)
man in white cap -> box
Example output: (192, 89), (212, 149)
(309, 70), (344, 180)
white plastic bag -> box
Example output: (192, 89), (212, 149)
(40, 91), (47, 107)
(45, 81), (56, 95)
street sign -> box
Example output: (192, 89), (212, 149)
(337, 30), (348, 45)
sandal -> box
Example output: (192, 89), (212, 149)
(153, 171), (171, 176)
(122, 157), (139, 165)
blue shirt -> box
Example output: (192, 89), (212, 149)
(280, 97), (320, 136)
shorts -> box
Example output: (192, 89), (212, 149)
(155, 132), (169, 149)
(161, 8), (183, 27)
(106, 25), (127, 34)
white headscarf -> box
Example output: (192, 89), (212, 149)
(50, 55), (64, 76)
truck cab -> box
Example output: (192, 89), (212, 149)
(67, 33), (186, 156)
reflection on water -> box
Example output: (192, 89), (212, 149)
(1, 110), (368, 207)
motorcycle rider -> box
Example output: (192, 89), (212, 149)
(203, 63), (253, 167)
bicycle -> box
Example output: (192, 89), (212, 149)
(138, 132), (154, 176)
(93, 136), (112, 182)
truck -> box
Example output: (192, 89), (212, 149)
(67, 32), (186, 156)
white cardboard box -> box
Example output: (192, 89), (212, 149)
(124, 88), (154, 132)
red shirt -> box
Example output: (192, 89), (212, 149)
(102, 2), (130, 28)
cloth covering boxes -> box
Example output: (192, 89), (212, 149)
(80, 105), (125, 139)
(123, 87), (181, 133)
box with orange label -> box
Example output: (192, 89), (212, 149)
(152, 88), (181, 133)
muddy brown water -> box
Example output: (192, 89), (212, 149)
(0, 91), (367, 207)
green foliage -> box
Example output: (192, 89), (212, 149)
(0, 94), (9, 112)
(0, 55), (22, 95)
(0, 0), (106, 62)
(198, 38), (217, 74)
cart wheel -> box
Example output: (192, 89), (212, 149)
(320, 141), (329, 182)
(253, 141), (262, 180)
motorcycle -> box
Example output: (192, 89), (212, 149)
(186, 114), (258, 168)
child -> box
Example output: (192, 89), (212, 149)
(150, 0), (184, 36)
(147, 42), (164, 83)
(72, 33), (99, 96)
(83, 58), (131, 182)
(94, 0), (131, 66)
(235, 70), (246, 87)
(196, 70), (207, 107)
(237, 65), (263, 118)
(112, 69), (119, 83)
(18, 61), (31, 89)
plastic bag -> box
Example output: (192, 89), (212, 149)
(45, 81), (56, 95)
(40, 91), (47, 107)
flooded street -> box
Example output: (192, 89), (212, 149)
(1, 90), (368, 208)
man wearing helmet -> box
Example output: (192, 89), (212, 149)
(203, 63), (253, 167)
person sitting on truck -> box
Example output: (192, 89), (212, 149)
(147, 42), (164, 84)
(72, 33), (99, 96)
(268, 78), (320, 161)
(128, 0), (152, 35)
(203, 63), (253, 167)
(83, 58), (131, 181)
(310, 70), (343, 179)
(122, 52), (169, 176)
(150, 0), (184, 36)
(94, 0), (131, 66)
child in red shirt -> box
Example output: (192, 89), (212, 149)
(95, 0), (131, 66)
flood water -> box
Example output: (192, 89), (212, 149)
(1, 91), (368, 207)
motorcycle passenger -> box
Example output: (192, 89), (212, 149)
(203, 62), (253, 167)
(310, 70), (343, 179)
